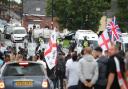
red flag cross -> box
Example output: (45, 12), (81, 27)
(99, 34), (110, 50)
(44, 39), (57, 56)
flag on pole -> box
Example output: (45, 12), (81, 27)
(107, 16), (122, 43)
(98, 30), (111, 50)
(44, 30), (57, 69)
(114, 57), (128, 89)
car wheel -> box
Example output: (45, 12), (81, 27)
(6, 35), (9, 39)
(4, 35), (6, 39)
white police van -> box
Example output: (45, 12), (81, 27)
(121, 33), (128, 52)
(75, 30), (98, 53)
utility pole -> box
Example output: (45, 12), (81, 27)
(9, 0), (10, 18)
(51, 0), (54, 29)
(21, 0), (24, 25)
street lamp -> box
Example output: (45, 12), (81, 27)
(19, 0), (24, 25)
(51, 0), (54, 29)
(9, 0), (10, 18)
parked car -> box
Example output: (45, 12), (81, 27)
(33, 28), (53, 39)
(4, 26), (13, 39)
(0, 24), (6, 33)
(63, 32), (75, 40)
(0, 19), (7, 33)
(11, 27), (27, 42)
(0, 61), (53, 89)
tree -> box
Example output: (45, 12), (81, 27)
(116, 0), (128, 32)
(46, 0), (111, 31)
(0, 0), (9, 5)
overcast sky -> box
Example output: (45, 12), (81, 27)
(14, 0), (21, 3)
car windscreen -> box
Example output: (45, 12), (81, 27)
(6, 27), (13, 33)
(13, 29), (26, 34)
(2, 63), (44, 76)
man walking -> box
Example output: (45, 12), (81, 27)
(93, 47), (108, 89)
(28, 28), (32, 42)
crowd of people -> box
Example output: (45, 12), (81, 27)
(44, 43), (128, 89)
(0, 38), (128, 89)
(65, 45), (128, 89)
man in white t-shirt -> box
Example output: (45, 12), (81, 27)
(66, 58), (73, 69)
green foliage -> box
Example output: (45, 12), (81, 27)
(0, 0), (19, 5)
(0, 0), (9, 5)
(116, 0), (128, 32)
(117, 0), (128, 9)
(46, 0), (111, 31)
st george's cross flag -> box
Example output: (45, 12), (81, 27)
(44, 29), (57, 69)
(98, 30), (111, 51)
(114, 57), (128, 89)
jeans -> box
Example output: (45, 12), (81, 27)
(94, 84), (106, 89)
(78, 81), (93, 89)
(68, 85), (78, 89)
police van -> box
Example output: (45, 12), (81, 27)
(75, 30), (98, 53)
(121, 33), (128, 52)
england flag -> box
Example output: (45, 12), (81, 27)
(44, 30), (57, 69)
(98, 30), (111, 50)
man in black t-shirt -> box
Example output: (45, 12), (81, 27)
(106, 45), (125, 89)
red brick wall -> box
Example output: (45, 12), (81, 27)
(22, 15), (59, 31)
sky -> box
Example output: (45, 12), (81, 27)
(14, 0), (21, 3)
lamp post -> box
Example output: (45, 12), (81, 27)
(9, 0), (10, 18)
(51, 0), (54, 29)
(85, 15), (88, 29)
(21, 0), (23, 25)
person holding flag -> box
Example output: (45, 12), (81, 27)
(44, 28), (57, 70)
(106, 44), (128, 89)
(98, 16), (128, 89)
(44, 28), (58, 88)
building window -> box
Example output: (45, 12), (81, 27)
(36, 8), (41, 11)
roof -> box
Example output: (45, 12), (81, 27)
(23, 0), (46, 15)
(13, 26), (26, 30)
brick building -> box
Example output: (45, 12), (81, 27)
(0, 2), (8, 20)
(22, 0), (58, 30)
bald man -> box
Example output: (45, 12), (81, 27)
(106, 45), (125, 89)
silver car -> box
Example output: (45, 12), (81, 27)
(0, 61), (53, 89)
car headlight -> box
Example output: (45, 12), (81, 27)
(0, 80), (5, 89)
(13, 36), (16, 38)
(42, 80), (48, 88)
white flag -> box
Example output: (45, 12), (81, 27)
(44, 30), (57, 69)
(98, 30), (111, 50)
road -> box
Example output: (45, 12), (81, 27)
(0, 33), (38, 56)
(0, 33), (69, 57)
